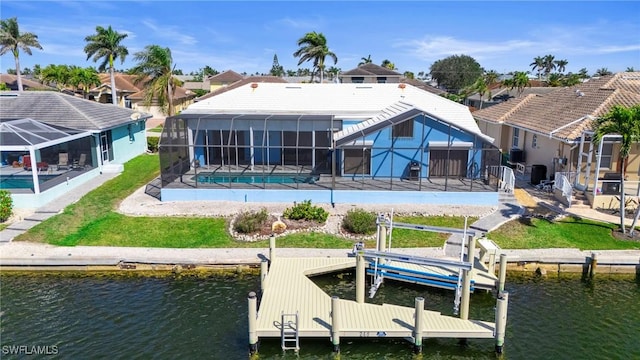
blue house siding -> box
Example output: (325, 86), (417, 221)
(344, 115), (480, 179)
(110, 121), (148, 164)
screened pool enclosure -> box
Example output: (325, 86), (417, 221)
(159, 113), (503, 195)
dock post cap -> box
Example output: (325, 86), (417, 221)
(248, 291), (257, 298)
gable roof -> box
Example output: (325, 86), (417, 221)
(207, 70), (244, 83)
(473, 72), (640, 142)
(341, 63), (403, 77)
(0, 91), (152, 131)
(93, 73), (142, 93)
(184, 83), (492, 143)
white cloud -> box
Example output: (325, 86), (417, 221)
(141, 19), (197, 46)
(273, 16), (324, 30)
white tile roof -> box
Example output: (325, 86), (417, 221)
(184, 83), (491, 142)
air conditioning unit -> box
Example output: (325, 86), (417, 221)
(509, 148), (525, 163)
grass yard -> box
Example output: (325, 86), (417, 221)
(488, 216), (640, 250)
(147, 125), (163, 133)
(14, 153), (640, 250)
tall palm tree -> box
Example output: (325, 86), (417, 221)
(578, 67), (590, 79)
(84, 25), (128, 105)
(0, 17), (43, 91)
(529, 56), (544, 79)
(469, 76), (489, 109)
(542, 54), (556, 80)
(293, 31), (337, 83)
(131, 45), (182, 116)
(359, 55), (372, 66)
(626, 67), (636, 72)
(594, 68), (612, 76)
(592, 105), (640, 234)
(554, 59), (568, 74)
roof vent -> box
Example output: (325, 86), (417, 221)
(398, 83), (406, 89)
(576, 89), (584, 97)
(250, 83), (258, 89)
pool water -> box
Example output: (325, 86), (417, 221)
(0, 174), (57, 189)
(194, 172), (318, 184)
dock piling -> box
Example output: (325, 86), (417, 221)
(248, 292), (258, 355)
(260, 260), (268, 292)
(356, 254), (365, 304)
(498, 254), (507, 293)
(330, 296), (340, 353)
(495, 291), (509, 354)
(589, 252), (598, 277)
(460, 236), (475, 320)
(269, 235), (276, 265)
(413, 297), (425, 354)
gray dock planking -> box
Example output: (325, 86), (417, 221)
(255, 257), (495, 340)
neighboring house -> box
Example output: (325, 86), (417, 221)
(400, 78), (447, 96)
(0, 74), (55, 91)
(339, 63), (403, 84)
(88, 73), (196, 117)
(175, 75), (210, 91)
(207, 70), (244, 92)
(159, 83), (500, 206)
(0, 91), (152, 209)
(474, 72), (640, 208)
(195, 76), (288, 102)
(466, 86), (556, 110)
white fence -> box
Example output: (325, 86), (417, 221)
(554, 172), (573, 206)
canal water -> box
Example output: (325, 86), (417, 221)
(1, 271), (638, 359)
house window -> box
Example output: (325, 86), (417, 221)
(392, 120), (414, 138)
(512, 128), (520, 148)
(376, 77), (387, 83)
(599, 143), (613, 169)
(531, 134), (537, 149)
(352, 77), (364, 83)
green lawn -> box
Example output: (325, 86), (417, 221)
(488, 216), (640, 250)
(15, 153), (640, 250)
(147, 126), (163, 133)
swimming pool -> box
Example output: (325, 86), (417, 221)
(0, 174), (58, 189)
(193, 172), (318, 184)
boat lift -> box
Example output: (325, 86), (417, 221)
(364, 211), (478, 313)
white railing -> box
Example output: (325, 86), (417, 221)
(501, 166), (515, 193)
(554, 173), (573, 206)
(555, 171), (577, 186)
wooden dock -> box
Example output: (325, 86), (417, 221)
(255, 257), (496, 341)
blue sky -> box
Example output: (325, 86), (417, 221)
(1, 1), (639, 76)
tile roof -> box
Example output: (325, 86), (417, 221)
(207, 70), (244, 83)
(341, 63), (403, 77)
(195, 76), (287, 101)
(1, 74), (54, 90)
(128, 85), (195, 101)
(94, 73), (142, 93)
(0, 91), (152, 131)
(400, 78), (446, 95)
(473, 72), (640, 142)
(184, 83), (491, 143)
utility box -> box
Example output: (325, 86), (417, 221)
(409, 161), (421, 180)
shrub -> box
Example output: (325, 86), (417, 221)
(234, 208), (268, 234)
(342, 208), (377, 235)
(0, 190), (13, 223)
(147, 137), (159, 153)
(283, 200), (328, 223)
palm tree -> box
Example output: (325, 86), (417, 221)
(592, 105), (640, 234)
(626, 67), (636, 72)
(41, 64), (71, 91)
(529, 56), (544, 79)
(503, 71), (530, 97)
(554, 59), (568, 74)
(293, 31), (337, 83)
(542, 54), (556, 80)
(69, 66), (101, 98)
(381, 59), (396, 70)
(0, 17), (43, 91)
(578, 68), (590, 79)
(131, 45), (182, 116)
(359, 55), (372, 66)
(469, 76), (489, 109)
(594, 68), (612, 76)
(84, 25), (128, 105)
(547, 73), (562, 87)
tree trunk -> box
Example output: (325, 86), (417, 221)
(619, 162), (626, 234)
(167, 80), (174, 116)
(14, 52), (23, 92)
(629, 202), (640, 236)
(109, 67), (118, 105)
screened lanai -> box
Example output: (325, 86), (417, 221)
(0, 119), (95, 194)
(159, 110), (503, 194)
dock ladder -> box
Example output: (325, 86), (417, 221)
(280, 311), (299, 352)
